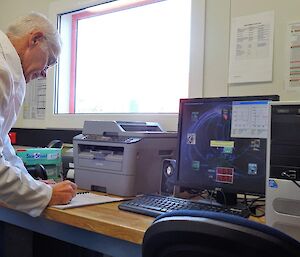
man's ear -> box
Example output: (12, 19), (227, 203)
(29, 31), (44, 47)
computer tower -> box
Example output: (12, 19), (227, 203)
(266, 102), (300, 241)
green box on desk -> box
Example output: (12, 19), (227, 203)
(16, 148), (62, 179)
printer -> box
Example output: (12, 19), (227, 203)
(73, 121), (177, 196)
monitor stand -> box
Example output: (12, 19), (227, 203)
(215, 191), (237, 206)
(196, 191), (248, 213)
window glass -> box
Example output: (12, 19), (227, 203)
(56, 0), (191, 114)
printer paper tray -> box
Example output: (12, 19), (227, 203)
(78, 158), (122, 171)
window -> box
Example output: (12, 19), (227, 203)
(57, 0), (191, 114)
(46, 0), (205, 131)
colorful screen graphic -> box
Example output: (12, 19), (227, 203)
(176, 96), (279, 195)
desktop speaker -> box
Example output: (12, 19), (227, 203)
(160, 159), (177, 196)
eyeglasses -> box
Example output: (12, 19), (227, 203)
(42, 40), (58, 72)
(43, 52), (57, 73)
(41, 54), (57, 77)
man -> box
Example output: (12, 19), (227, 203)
(0, 12), (77, 217)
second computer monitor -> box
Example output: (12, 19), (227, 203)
(176, 95), (279, 200)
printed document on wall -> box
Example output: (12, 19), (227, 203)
(228, 11), (274, 84)
(23, 78), (46, 119)
(287, 21), (300, 89)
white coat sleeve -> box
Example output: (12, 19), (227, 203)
(2, 133), (28, 173)
(0, 65), (52, 217)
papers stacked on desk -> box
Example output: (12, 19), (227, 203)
(52, 192), (123, 209)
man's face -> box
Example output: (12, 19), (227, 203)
(22, 32), (57, 83)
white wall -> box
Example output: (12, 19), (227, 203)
(0, 0), (53, 29)
(203, 0), (230, 97)
(228, 0), (300, 100)
(203, 0), (300, 100)
(1, 0), (300, 130)
(0, 0), (59, 130)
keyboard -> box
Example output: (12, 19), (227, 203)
(118, 194), (249, 218)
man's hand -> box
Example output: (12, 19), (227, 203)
(48, 180), (77, 206)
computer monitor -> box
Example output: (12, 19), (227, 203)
(176, 95), (279, 205)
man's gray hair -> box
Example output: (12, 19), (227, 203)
(6, 12), (62, 57)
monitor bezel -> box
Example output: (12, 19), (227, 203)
(175, 95), (280, 196)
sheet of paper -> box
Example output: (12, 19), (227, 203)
(286, 21), (300, 89)
(23, 78), (46, 119)
(52, 192), (124, 209)
(228, 11), (274, 83)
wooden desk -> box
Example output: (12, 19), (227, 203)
(0, 201), (153, 257)
(45, 201), (153, 245)
(0, 198), (265, 257)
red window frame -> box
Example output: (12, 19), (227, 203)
(69, 0), (164, 113)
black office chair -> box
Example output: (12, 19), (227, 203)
(142, 210), (300, 257)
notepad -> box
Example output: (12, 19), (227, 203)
(52, 192), (124, 209)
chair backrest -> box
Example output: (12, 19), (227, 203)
(142, 210), (300, 257)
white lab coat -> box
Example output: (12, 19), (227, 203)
(0, 30), (52, 217)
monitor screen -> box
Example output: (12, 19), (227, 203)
(176, 95), (279, 198)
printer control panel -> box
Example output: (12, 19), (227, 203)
(85, 135), (141, 144)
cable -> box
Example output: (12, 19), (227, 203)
(292, 180), (300, 188)
(250, 207), (265, 218)
(246, 195), (265, 217)
(281, 171), (300, 188)
(215, 188), (227, 207)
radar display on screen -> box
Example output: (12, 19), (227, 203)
(176, 95), (279, 197)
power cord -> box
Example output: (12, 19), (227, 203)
(292, 180), (300, 188)
(281, 171), (300, 188)
(249, 197), (265, 218)
(215, 188), (227, 207)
